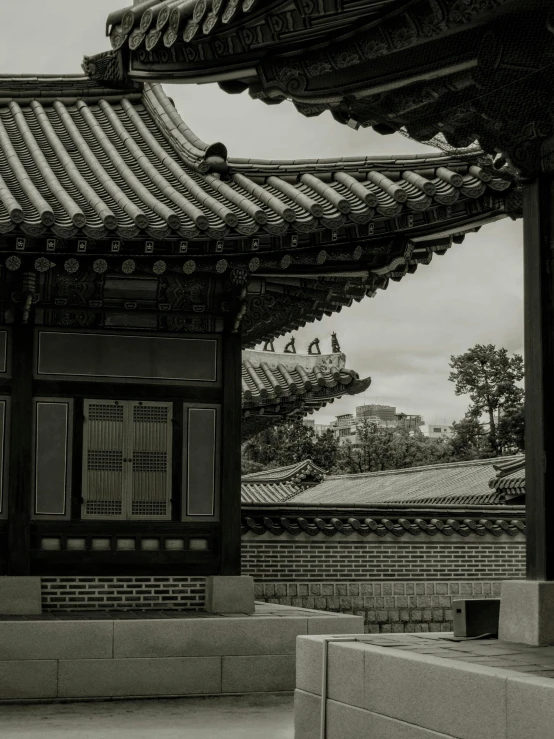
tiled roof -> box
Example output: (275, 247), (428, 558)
(241, 481), (301, 505)
(0, 75), (517, 346)
(241, 459), (325, 505)
(489, 455), (525, 492)
(288, 457), (524, 507)
(241, 504), (526, 538)
(0, 75), (511, 242)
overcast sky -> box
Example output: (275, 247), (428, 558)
(0, 1), (524, 427)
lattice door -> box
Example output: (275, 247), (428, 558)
(82, 399), (172, 520)
(129, 401), (172, 520)
(82, 400), (126, 519)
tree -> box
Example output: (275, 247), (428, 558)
(448, 411), (494, 461)
(449, 345), (524, 454)
(241, 420), (340, 473)
(497, 403), (525, 454)
(333, 420), (453, 474)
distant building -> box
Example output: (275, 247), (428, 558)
(396, 414), (425, 432)
(305, 404), (426, 446)
(303, 420), (332, 438)
(356, 404), (397, 423)
(427, 424), (454, 439)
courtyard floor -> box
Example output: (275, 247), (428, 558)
(0, 694), (294, 738)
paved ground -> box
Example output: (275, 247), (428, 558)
(0, 694), (294, 738)
(355, 631), (554, 678)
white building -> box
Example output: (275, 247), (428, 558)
(427, 424), (454, 439)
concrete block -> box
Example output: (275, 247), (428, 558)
(499, 580), (554, 645)
(205, 576), (255, 614)
(222, 655), (295, 693)
(507, 673), (554, 739)
(0, 577), (41, 615)
(294, 689), (321, 739)
(114, 616), (307, 658)
(0, 660), (57, 700)
(363, 645), (508, 739)
(328, 642), (364, 708)
(58, 657), (221, 698)
(296, 636), (324, 695)
(0, 621), (113, 660)
(306, 615), (363, 635)
(326, 701), (455, 739)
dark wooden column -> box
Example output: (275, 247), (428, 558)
(523, 176), (554, 580)
(7, 324), (34, 575)
(220, 323), (242, 575)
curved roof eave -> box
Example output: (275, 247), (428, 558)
(0, 73), (519, 345)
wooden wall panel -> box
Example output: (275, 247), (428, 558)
(37, 331), (219, 384)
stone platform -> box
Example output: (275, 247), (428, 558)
(0, 603), (363, 702)
(295, 631), (554, 739)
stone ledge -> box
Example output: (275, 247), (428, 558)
(499, 580), (554, 645)
(58, 657), (222, 699)
(0, 577), (41, 616)
(0, 621), (113, 661)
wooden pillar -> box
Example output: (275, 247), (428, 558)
(523, 176), (554, 580)
(7, 325), (34, 575)
(220, 323), (242, 575)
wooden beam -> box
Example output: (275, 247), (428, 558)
(7, 325), (34, 575)
(523, 177), (554, 580)
(220, 321), (242, 576)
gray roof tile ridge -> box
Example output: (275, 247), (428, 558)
(242, 458), (325, 482)
(227, 150), (486, 172)
(324, 455), (523, 481)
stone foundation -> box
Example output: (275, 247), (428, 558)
(255, 580), (504, 633)
(0, 604), (363, 702)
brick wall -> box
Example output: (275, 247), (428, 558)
(241, 536), (526, 581)
(41, 533), (525, 617)
(41, 576), (205, 610)
(254, 580), (503, 633)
